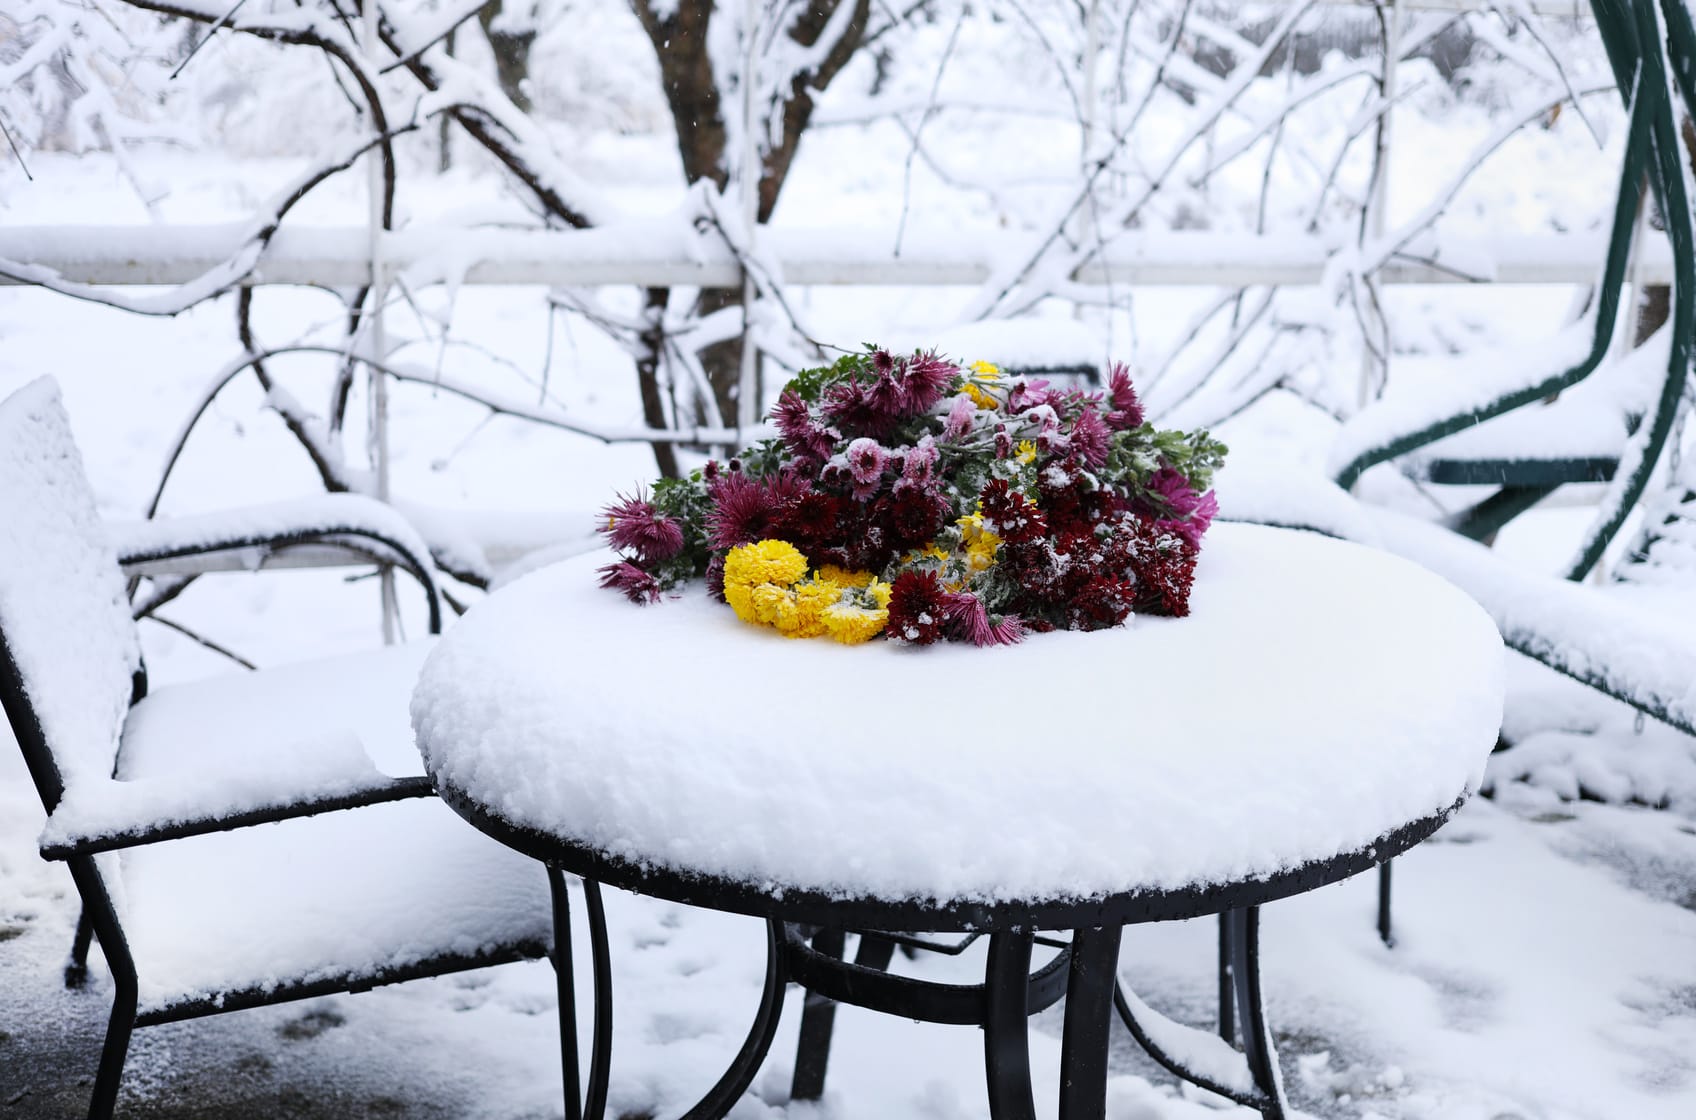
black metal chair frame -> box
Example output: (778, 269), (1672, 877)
(0, 519), (548, 1120)
(439, 781), (1466, 1120)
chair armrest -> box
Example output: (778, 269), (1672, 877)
(1365, 507), (1696, 739)
(40, 765), (435, 861)
(109, 495), (443, 634)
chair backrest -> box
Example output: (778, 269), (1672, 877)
(0, 378), (143, 813)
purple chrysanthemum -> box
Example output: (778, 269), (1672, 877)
(597, 561), (663, 604)
(599, 491), (684, 563)
(943, 591), (1026, 647)
(943, 394), (976, 440)
(706, 471), (782, 550)
(1069, 406), (1111, 469)
(901, 351), (958, 414)
(1005, 378), (1053, 414)
(903, 437), (939, 484)
(1105, 362), (1146, 431)
(845, 437), (887, 486)
(773, 389), (838, 463)
(1145, 467), (1217, 549)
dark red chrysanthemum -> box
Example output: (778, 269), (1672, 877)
(886, 570), (948, 644)
(1126, 515), (1198, 617)
(979, 479), (1047, 544)
(599, 491), (684, 564)
(878, 486), (949, 551)
(1066, 574), (1136, 631)
(597, 561), (663, 604)
(775, 490), (842, 551)
(1105, 362), (1146, 431)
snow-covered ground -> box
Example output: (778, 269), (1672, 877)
(6, 7), (1696, 1115)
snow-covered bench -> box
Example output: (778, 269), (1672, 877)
(0, 378), (553, 1120)
(1218, 461), (1696, 741)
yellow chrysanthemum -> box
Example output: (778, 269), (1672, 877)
(750, 583), (789, 626)
(815, 564), (873, 589)
(822, 602), (888, 645)
(866, 577), (892, 609)
(966, 538), (999, 572)
(774, 580), (841, 639)
(969, 360), (1001, 377)
(957, 511), (1001, 549)
(723, 539), (809, 589)
(1016, 439), (1038, 465)
(723, 581), (758, 624)
(961, 382), (999, 409)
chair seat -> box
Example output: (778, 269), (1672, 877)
(120, 642), (439, 781)
(120, 797), (553, 1017)
(106, 643), (552, 1015)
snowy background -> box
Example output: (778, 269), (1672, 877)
(4, 1), (1696, 1117)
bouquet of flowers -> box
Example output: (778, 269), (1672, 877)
(597, 347), (1225, 647)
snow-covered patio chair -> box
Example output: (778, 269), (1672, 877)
(1330, 0), (1695, 575)
(0, 377), (554, 1120)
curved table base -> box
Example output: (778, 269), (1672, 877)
(1118, 908), (1285, 1118)
(544, 880), (1295, 1120)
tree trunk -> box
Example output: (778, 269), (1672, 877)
(1632, 116), (1696, 345)
(636, 287), (681, 479)
(479, 1), (537, 114)
(631, 0), (871, 429)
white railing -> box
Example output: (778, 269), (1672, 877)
(0, 225), (1664, 288)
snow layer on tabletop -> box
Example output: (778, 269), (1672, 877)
(0, 377), (140, 791)
(117, 796), (552, 1014)
(38, 642), (435, 851)
(1367, 508), (1696, 737)
(107, 492), (436, 570)
(413, 523), (1504, 904)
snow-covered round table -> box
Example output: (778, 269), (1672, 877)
(412, 522), (1503, 1120)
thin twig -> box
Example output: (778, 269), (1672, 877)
(169, 0), (249, 80)
(146, 614), (259, 671)
(893, 6), (967, 255)
(0, 111), (34, 181)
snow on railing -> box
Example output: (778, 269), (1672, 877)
(0, 225), (1671, 289)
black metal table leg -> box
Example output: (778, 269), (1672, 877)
(1218, 911), (1235, 1043)
(1378, 860), (1395, 946)
(547, 867), (584, 1120)
(791, 928), (846, 1100)
(582, 878), (614, 1120)
(1227, 907), (1287, 1120)
(983, 930), (1038, 1120)
(791, 931), (897, 1101)
(1058, 926), (1123, 1119)
(677, 919), (789, 1120)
